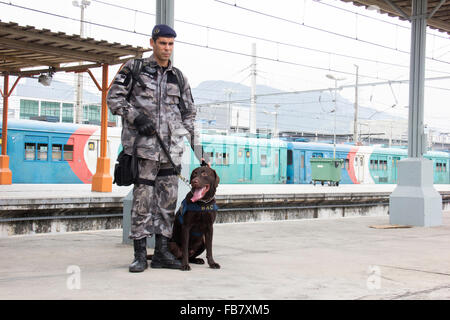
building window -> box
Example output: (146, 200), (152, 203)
(41, 101), (60, 120)
(20, 99), (39, 119)
(84, 105), (101, 125)
(62, 103), (74, 123)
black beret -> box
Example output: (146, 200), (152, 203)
(152, 24), (177, 39)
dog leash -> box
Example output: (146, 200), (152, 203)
(153, 130), (191, 188)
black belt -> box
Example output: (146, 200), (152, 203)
(136, 165), (182, 186)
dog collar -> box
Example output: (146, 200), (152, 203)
(179, 199), (219, 225)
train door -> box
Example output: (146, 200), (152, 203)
(299, 151), (306, 183)
(392, 156), (400, 182)
(355, 155), (365, 183)
(275, 149), (280, 182)
(238, 148), (252, 182)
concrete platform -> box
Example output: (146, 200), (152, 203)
(1, 184), (449, 236)
(1, 212), (449, 300)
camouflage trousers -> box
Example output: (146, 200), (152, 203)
(129, 159), (178, 240)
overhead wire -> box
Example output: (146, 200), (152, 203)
(89, 0), (450, 75)
(212, 0), (450, 66)
(0, 0), (403, 82)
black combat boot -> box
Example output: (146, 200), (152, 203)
(129, 237), (148, 273)
(151, 234), (182, 269)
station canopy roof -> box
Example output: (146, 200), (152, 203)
(0, 20), (151, 77)
(341, 0), (450, 35)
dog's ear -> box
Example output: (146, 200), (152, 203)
(189, 168), (198, 183)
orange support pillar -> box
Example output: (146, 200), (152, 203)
(91, 64), (112, 192)
(1, 74), (12, 185)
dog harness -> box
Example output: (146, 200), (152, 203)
(179, 198), (219, 237)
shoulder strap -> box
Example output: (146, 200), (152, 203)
(126, 58), (145, 102)
(171, 66), (188, 118)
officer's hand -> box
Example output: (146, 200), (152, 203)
(134, 114), (156, 136)
(201, 158), (211, 168)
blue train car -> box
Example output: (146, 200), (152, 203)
(0, 119), (121, 183)
(287, 140), (450, 185)
(286, 141), (353, 184)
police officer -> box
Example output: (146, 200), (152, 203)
(107, 24), (203, 272)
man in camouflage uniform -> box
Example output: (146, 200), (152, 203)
(107, 24), (203, 272)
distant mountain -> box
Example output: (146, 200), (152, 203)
(192, 80), (405, 135)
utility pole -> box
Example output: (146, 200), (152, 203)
(326, 74), (346, 159)
(73, 0), (90, 124)
(274, 104), (279, 138)
(224, 89), (234, 133)
(250, 43), (257, 134)
(353, 64), (359, 144)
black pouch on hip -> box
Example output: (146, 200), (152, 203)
(113, 139), (139, 186)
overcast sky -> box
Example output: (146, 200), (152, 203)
(1, 0), (449, 131)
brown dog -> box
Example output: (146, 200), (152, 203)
(169, 165), (220, 271)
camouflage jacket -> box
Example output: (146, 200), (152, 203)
(107, 54), (198, 165)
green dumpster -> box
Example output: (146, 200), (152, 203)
(310, 158), (344, 186)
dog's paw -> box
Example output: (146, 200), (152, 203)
(190, 258), (205, 264)
(181, 264), (191, 271)
(209, 262), (221, 269)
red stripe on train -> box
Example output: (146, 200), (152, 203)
(347, 146), (359, 184)
(67, 127), (97, 184)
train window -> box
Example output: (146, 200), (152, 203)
(88, 141), (96, 151)
(64, 145), (74, 161)
(215, 152), (229, 166)
(25, 143), (36, 160)
(52, 144), (62, 161)
(312, 152), (323, 158)
(382, 160), (387, 171)
(301, 155), (304, 169)
(345, 159), (349, 169)
(443, 163), (447, 173)
(205, 152), (214, 162)
(260, 154), (267, 167)
(287, 150), (293, 165)
(360, 157), (364, 167)
(37, 144), (48, 161)
(238, 149), (243, 158)
(370, 160), (374, 169)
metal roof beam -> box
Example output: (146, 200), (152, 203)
(0, 37), (117, 64)
(0, 24), (141, 56)
(383, 0), (411, 20)
(0, 54), (60, 68)
(428, 0), (447, 19)
(1, 56), (132, 77)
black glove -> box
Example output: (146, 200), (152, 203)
(134, 113), (155, 136)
